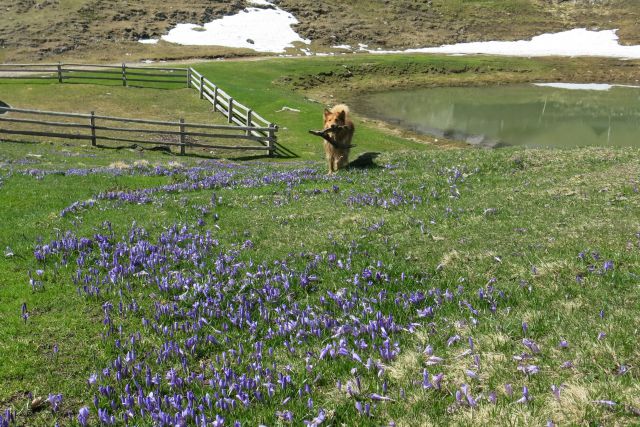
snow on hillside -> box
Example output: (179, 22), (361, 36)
(156, 1), (310, 53)
(142, 4), (640, 61)
(377, 29), (640, 59)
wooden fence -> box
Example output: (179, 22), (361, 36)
(0, 106), (276, 155)
(0, 63), (188, 86)
(0, 63), (278, 155)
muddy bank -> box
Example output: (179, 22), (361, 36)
(287, 56), (640, 98)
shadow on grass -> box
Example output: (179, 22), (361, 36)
(63, 81), (188, 90)
(273, 143), (298, 159)
(348, 152), (382, 169)
(96, 143), (297, 162)
(0, 138), (41, 145)
(0, 139), (299, 162)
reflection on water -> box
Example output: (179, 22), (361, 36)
(355, 85), (640, 148)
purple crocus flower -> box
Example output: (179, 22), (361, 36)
(21, 303), (29, 323)
(422, 369), (431, 389)
(87, 373), (98, 385)
(370, 393), (393, 401)
(465, 370), (479, 380)
(505, 383), (513, 397)
(447, 335), (460, 347)
(551, 384), (561, 400)
(78, 406), (90, 426)
(432, 373), (444, 390)
(276, 410), (294, 422)
(304, 409), (326, 426)
(425, 356), (444, 366)
(47, 394), (63, 412)
(522, 338), (541, 354)
(518, 365), (540, 375)
(516, 386), (531, 404)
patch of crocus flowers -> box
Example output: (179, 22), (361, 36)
(5, 158), (629, 425)
(26, 214), (581, 425)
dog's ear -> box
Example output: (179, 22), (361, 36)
(323, 109), (331, 119)
(337, 110), (346, 122)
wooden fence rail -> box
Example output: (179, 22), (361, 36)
(0, 63), (187, 85)
(0, 106), (276, 155)
(0, 63), (278, 155)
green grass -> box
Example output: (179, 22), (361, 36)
(1, 141), (639, 425)
(1, 54), (640, 425)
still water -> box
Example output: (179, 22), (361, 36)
(355, 84), (640, 148)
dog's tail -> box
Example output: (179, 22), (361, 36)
(330, 104), (350, 116)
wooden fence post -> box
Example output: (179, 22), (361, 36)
(187, 68), (192, 88)
(179, 118), (186, 155)
(199, 76), (204, 99)
(212, 86), (218, 112)
(57, 63), (63, 83)
(90, 111), (96, 146)
(268, 123), (276, 157)
(228, 98), (233, 124)
(246, 110), (252, 136)
(122, 63), (127, 87)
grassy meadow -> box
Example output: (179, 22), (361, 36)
(0, 55), (639, 426)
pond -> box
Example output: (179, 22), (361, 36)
(355, 84), (640, 148)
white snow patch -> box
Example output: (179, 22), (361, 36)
(138, 39), (159, 45)
(247, 0), (272, 5)
(332, 44), (352, 50)
(369, 29), (640, 59)
(535, 83), (613, 91)
(161, 6), (310, 53)
(534, 82), (640, 91)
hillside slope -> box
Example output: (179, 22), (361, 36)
(0, 0), (638, 62)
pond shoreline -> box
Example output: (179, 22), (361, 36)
(351, 83), (640, 149)
(290, 55), (640, 149)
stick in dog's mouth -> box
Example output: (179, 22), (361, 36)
(308, 126), (355, 148)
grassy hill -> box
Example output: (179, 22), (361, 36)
(1, 138), (640, 426)
(1, 53), (640, 425)
(0, 0), (639, 62)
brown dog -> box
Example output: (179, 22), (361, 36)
(322, 104), (355, 174)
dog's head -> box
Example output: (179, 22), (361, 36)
(323, 109), (346, 130)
